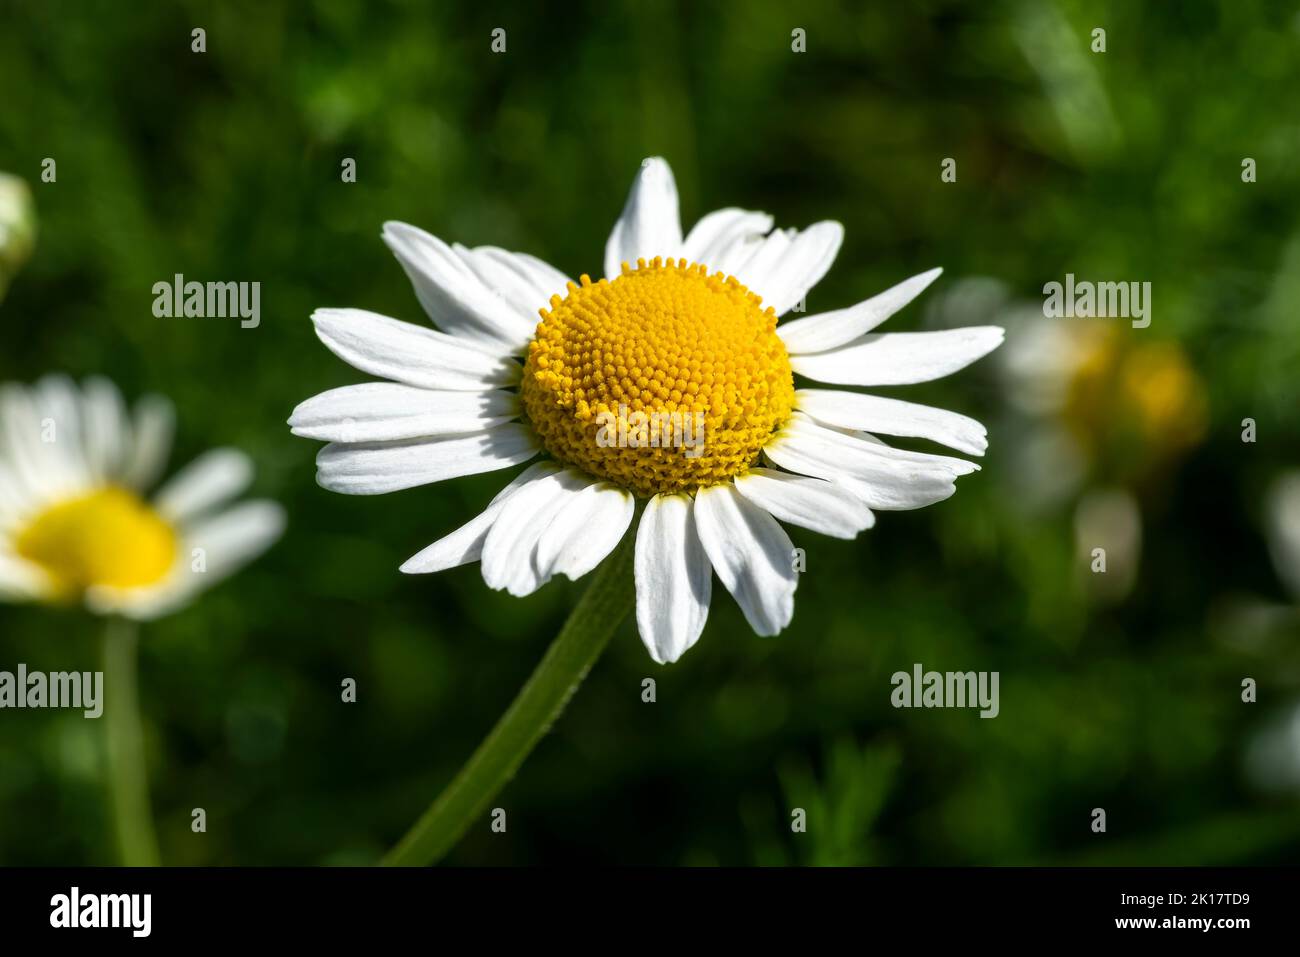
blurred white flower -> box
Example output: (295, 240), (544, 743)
(1266, 472), (1300, 603)
(1244, 702), (1300, 796)
(1073, 487), (1142, 602)
(0, 375), (284, 619)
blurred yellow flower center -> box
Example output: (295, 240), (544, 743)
(1063, 325), (1206, 470)
(14, 487), (177, 594)
(521, 258), (795, 497)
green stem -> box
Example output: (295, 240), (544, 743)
(101, 617), (161, 867)
(382, 534), (636, 866)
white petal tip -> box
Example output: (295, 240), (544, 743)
(806, 220), (845, 245)
(645, 645), (680, 666)
(310, 308), (349, 329)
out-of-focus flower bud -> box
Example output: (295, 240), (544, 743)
(0, 172), (36, 300)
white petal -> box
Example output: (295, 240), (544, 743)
(681, 208), (774, 267)
(312, 308), (520, 391)
(0, 385), (51, 507)
(534, 482), (635, 581)
(712, 224), (780, 282)
(82, 376), (131, 484)
(795, 388), (988, 456)
(709, 230), (768, 278)
(763, 415), (976, 511)
(120, 394), (175, 490)
(84, 583), (181, 620)
(154, 448), (254, 522)
(315, 423), (538, 495)
(0, 550), (51, 600)
(733, 468), (874, 539)
(478, 248), (571, 303)
(790, 326), (1005, 386)
(184, 500), (285, 579)
(453, 245), (570, 320)
(693, 484), (797, 636)
(777, 268), (943, 354)
(0, 461), (35, 529)
(383, 222), (537, 352)
(26, 376), (91, 495)
(481, 469), (593, 596)
(290, 384), (518, 443)
(604, 157), (683, 280)
(732, 221), (843, 316)
(634, 494), (711, 665)
(400, 462), (561, 573)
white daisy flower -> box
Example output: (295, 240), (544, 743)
(293, 157), (1002, 664)
(0, 375), (284, 619)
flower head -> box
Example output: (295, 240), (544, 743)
(293, 157), (1002, 662)
(0, 172), (36, 299)
(999, 312), (1206, 491)
(1, 375), (284, 618)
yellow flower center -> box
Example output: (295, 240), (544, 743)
(521, 258), (795, 497)
(14, 487), (177, 595)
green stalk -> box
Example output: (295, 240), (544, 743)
(382, 535), (635, 866)
(101, 617), (161, 867)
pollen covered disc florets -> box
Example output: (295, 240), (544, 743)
(521, 257), (795, 497)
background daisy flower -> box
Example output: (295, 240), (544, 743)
(0, 374), (283, 867)
(923, 277), (1210, 608)
(0, 375), (285, 618)
(293, 157), (1003, 665)
(1266, 473), (1300, 605)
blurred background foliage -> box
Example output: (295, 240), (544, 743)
(1, 0), (1299, 865)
